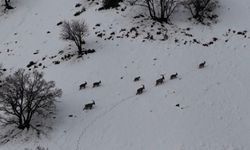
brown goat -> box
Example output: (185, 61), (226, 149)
(170, 73), (178, 80)
(134, 76), (140, 82)
(83, 100), (95, 110)
(155, 75), (165, 86)
(199, 61), (206, 69)
(79, 81), (87, 90)
(93, 80), (101, 88)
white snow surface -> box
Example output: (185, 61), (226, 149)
(1, 0), (250, 149)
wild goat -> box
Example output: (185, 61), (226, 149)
(134, 76), (140, 82)
(93, 80), (101, 88)
(79, 81), (87, 90)
(83, 100), (95, 110)
(136, 85), (145, 95)
(170, 73), (178, 80)
(199, 61), (206, 69)
(155, 75), (165, 86)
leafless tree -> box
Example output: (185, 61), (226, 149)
(0, 69), (62, 130)
(128, 0), (178, 23)
(183, 0), (217, 23)
(145, 0), (178, 23)
(60, 20), (88, 55)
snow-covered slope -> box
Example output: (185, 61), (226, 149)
(1, 0), (250, 149)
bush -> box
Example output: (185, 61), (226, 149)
(135, 0), (178, 23)
(102, 0), (122, 9)
(0, 69), (62, 130)
(183, 0), (217, 23)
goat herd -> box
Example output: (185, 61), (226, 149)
(135, 72), (178, 95)
(136, 61), (206, 95)
(82, 61), (206, 110)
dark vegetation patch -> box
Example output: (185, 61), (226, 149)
(57, 21), (63, 26)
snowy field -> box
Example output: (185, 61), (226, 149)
(1, 0), (250, 149)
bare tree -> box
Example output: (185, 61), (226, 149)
(0, 69), (62, 130)
(183, 0), (217, 23)
(145, 0), (178, 23)
(129, 0), (178, 23)
(60, 20), (88, 55)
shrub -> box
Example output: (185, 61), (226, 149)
(183, 0), (218, 23)
(102, 0), (122, 9)
(146, 0), (178, 23)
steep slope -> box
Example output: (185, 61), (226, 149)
(1, 0), (250, 150)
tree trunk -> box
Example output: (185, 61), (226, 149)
(17, 117), (31, 130)
(18, 122), (26, 130)
(17, 117), (24, 129)
(77, 44), (82, 55)
(24, 120), (30, 130)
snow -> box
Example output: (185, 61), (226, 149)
(1, 0), (250, 149)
